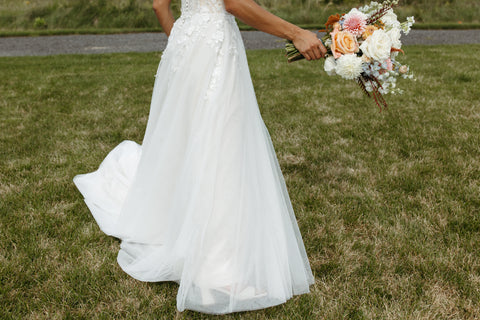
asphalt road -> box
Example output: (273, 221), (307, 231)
(1, 29), (479, 57)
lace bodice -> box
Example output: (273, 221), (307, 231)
(158, 0), (242, 102)
(181, 0), (226, 16)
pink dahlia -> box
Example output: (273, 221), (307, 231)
(342, 9), (368, 37)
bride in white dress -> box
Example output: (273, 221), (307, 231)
(73, 0), (326, 315)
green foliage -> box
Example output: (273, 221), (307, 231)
(0, 0), (479, 31)
(1, 0), (162, 30)
(33, 17), (47, 28)
(1, 45), (480, 318)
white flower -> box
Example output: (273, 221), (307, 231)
(345, 8), (368, 20)
(365, 81), (373, 92)
(335, 54), (363, 80)
(359, 1), (381, 15)
(401, 16), (415, 35)
(399, 65), (409, 74)
(360, 29), (392, 63)
(386, 27), (402, 49)
(324, 56), (337, 76)
(381, 9), (401, 29)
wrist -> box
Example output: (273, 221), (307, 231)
(287, 26), (304, 42)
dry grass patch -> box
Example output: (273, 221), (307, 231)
(1, 46), (480, 319)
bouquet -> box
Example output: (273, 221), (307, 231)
(285, 0), (415, 111)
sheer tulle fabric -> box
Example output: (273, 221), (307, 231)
(73, 0), (314, 314)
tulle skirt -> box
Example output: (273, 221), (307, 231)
(73, 11), (314, 314)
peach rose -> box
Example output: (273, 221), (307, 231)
(362, 25), (378, 40)
(399, 65), (409, 74)
(330, 28), (359, 59)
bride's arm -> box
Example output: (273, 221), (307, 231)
(153, 0), (175, 36)
(224, 0), (326, 60)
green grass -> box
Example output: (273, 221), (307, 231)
(2, 22), (480, 38)
(0, 0), (479, 32)
(1, 45), (480, 319)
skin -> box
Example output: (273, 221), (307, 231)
(152, 0), (175, 36)
(152, 0), (327, 60)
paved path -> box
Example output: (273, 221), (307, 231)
(1, 30), (479, 57)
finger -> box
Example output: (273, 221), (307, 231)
(318, 39), (327, 57)
(320, 45), (328, 57)
(303, 51), (312, 61)
(309, 48), (318, 60)
(312, 46), (322, 60)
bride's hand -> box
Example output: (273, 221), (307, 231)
(292, 29), (327, 61)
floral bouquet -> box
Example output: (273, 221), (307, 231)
(285, 0), (415, 111)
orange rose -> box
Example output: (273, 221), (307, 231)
(330, 28), (359, 59)
(362, 25), (378, 40)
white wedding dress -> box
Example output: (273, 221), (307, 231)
(73, 0), (314, 314)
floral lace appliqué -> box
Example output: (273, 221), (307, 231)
(157, 0), (240, 101)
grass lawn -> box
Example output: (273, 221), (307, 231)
(1, 45), (480, 319)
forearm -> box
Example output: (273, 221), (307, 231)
(224, 0), (326, 60)
(153, 0), (175, 36)
(224, 0), (302, 41)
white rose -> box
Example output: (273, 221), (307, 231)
(386, 28), (402, 49)
(360, 29), (392, 62)
(335, 54), (363, 80)
(324, 56), (337, 76)
(381, 9), (401, 29)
